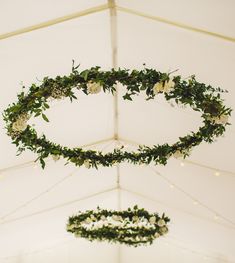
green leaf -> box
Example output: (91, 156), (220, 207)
(123, 93), (132, 101)
(44, 103), (50, 109)
(34, 112), (41, 117)
(81, 70), (89, 81)
(40, 158), (45, 169)
(42, 113), (49, 122)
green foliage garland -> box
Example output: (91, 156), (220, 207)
(67, 206), (170, 246)
(3, 64), (232, 168)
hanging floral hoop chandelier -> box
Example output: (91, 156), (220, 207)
(3, 64), (231, 168)
(67, 206), (170, 246)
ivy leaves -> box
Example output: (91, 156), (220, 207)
(3, 65), (232, 169)
(67, 206), (170, 246)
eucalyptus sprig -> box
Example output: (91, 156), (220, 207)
(67, 205), (170, 246)
(3, 64), (232, 168)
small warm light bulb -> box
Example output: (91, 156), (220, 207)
(213, 214), (219, 220)
(214, 171), (220, 177)
(170, 184), (174, 189)
(193, 201), (198, 205)
(180, 162), (185, 167)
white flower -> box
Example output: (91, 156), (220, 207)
(12, 119), (27, 132)
(135, 236), (140, 241)
(149, 216), (156, 224)
(165, 79), (175, 93)
(112, 215), (121, 222)
(153, 79), (175, 95)
(154, 232), (160, 238)
(87, 81), (102, 94)
(160, 226), (168, 234)
(67, 224), (74, 231)
(153, 82), (164, 94)
(173, 150), (184, 159)
(213, 114), (229, 125)
(90, 214), (96, 221)
(52, 155), (60, 161)
(84, 217), (92, 224)
(84, 159), (91, 168)
(132, 216), (139, 222)
(101, 215), (106, 221)
(11, 113), (30, 132)
(157, 219), (165, 227)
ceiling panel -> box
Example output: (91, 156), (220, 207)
(116, 0), (235, 37)
(0, 0), (106, 34)
(0, 11), (113, 169)
(0, 2), (235, 262)
(117, 12), (235, 172)
(120, 190), (235, 262)
(0, 190), (118, 260)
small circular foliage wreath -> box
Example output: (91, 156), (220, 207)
(3, 64), (231, 168)
(66, 205), (170, 246)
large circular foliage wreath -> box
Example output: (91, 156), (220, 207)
(3, 64), (231, 168)
(67, 206), (170, 246)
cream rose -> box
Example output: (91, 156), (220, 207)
(149, 216), (156, 224)
(11, 113), (30, 132)
(153, 79), (175, 95)
(173, 150), (184, 159)
(87, 81), (102, 94)
(213, 114), (229, 125)
(12, 120), (27, 132)
(84, 217), (92, 224)
(90, 214), (97, 221)
(154, 232), (160, 238)
(164, 79), (175, 93)
(160, 226), (168, 234)
(157, 219), (165, 227)
(100, 215), (106, 221)
(52, 155), (60, 161)
(132, 216), (139, 222)
(84, 159), (91, 169)
(112, 215), (122, 222)
(153, 82), (164, 94)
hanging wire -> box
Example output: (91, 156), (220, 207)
(0, 139), (115, 222)
(0, 138), (113, 176)
(119, 138), (235, 178)
(0, 168), (78, 221)
(121, 187), (235, 231)
(148, 166), (235, 228)
(0, 187), (117, 225)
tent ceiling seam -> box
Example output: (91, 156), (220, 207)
(148, 167), (235, 227)
(118, 137), (235, 177)
(0, 5), (233, 43)
(115, 5), (235, 43)
(0, 137), (113, 174)
(108, 0), (120, 207)
(120, 187), (235, 231)
(0, 186), (118, 225)
(0, 4), (109, 41)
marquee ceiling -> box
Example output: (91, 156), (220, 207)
(0, 0), (235, 262)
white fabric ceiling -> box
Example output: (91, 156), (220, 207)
(0, 0), (235, 262)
